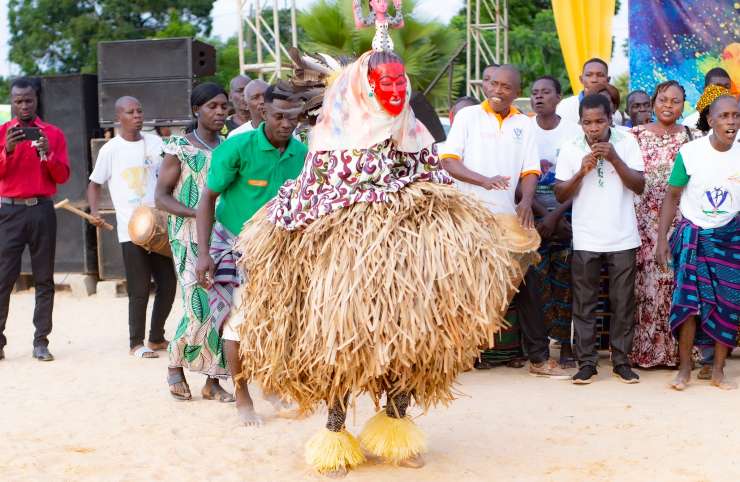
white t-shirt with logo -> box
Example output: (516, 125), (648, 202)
(440, 102), (540, 214)
(89, 132), (164, 242)
(673, 136), (740, 229)
(531, 117), (582, 193)
(554, 128), (644, 252)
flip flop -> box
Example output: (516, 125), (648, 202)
(131, 345), (159, 359)
(168, 371), (192, 401)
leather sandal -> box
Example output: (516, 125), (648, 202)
(167, 371), (192, 401)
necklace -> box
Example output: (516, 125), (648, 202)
(193, 129), (221, 151)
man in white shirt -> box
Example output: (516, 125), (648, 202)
(554, 94), (645, 385)
(556, 58), (610, 125)
(87, 96), (176, 359)
(530, 75), (581, 368)
(624, 90), (651, 128)
(441, 65), (568, 378)
(227, 79), (269, 138)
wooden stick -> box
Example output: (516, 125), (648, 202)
(54, 198), (114, 231)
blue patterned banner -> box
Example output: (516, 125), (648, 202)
(629, 0), (739, 113)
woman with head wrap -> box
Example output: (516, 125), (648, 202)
(656, 95), (740, 391)
(154, 83), (234, 402)
(695, 84), (732, 134)
(232, 20), (541, 476)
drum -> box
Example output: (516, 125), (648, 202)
(128, 206), (172, 257)
(492, 213), (541, 253)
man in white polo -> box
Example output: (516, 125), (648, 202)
(440, 64), (567, 378)
(556, 58), (610, 125)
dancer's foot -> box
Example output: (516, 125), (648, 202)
(263, 391), (288, 411)
(202, 379), (235, 402)
(399, 454), (425, 469)
(264, 390), (300, 417)
(670, 368), (691, 391)
(711, 368), (738, 390)
(236, 385), (263, 427)
(167, 367), (192, 401)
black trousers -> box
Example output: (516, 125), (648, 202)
(0, 200), (56, 349)
(515, 267), (550, 364)
(120, 242), (177, 349)
(571, 249), (637, 368)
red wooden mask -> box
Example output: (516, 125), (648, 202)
(368, 62), (407, 117)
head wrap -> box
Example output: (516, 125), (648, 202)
(307, 51), (434, 153)
(696, 84), (731, 113)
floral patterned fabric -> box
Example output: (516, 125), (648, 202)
(268, 139), (452, 230)
(629, 125), (693, 367)
(164, 135), (227, 378)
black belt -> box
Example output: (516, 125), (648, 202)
(0, 196), (50, 206)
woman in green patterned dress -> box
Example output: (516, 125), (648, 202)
(155, 83), (233, 401)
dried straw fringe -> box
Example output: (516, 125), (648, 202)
(236, 182), (539, 413)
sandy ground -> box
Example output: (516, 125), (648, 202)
(2, 291), (740, 482)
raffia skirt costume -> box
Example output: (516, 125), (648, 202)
(233, 51), (540, 472)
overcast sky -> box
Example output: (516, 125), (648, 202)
(0, 0), (627, 78)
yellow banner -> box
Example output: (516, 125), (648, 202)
(552, 0), (616, 94)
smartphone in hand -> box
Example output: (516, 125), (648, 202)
(18, 127), (42, 141)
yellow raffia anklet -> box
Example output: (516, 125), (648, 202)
(305, 428), (366, 473)
(359, 411), (427, 465)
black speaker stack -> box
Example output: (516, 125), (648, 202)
(19, 37), (216, 279)
(97, 38), (216, 126)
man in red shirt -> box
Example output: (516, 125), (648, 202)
(0, 77), (70, 362)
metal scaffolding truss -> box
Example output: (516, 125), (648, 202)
(235, 0), (299, 81)
(466, 0), (508, 99)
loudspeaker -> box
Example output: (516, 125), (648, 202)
(97, 210), (125, 280)
(98, 79), (193, 127)
(21, 209), (98, 275)
(39, 74), (100, 201)
(97, 38), (216, 126)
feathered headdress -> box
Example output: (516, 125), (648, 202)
(274, 48), (353, 119)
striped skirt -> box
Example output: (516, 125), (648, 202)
(208, 222), (241, 332)
(668, 216), (740, 348)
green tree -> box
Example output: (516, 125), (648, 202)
(613, 72), (629, 111)
(508, 9), (570, 96)
(153, 10), (199, 39)
(447, 0), (567, 97)
(297, 0), (464, 108)
(8, 0), (214, 75)
(0, 78), (10, 105)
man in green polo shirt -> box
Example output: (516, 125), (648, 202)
(195, 84), (307, 426)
